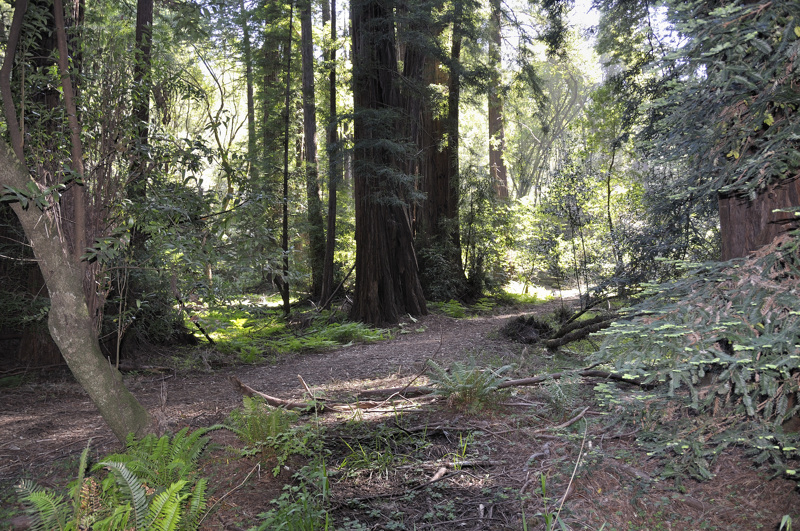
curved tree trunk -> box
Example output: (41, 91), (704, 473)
(0, 143), (151, 442)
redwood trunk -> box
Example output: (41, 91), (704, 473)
(488, 0), (508, 199)
(350, 0), (426, 325)
(300, 0), (326, 298)
(719, 178), (800, 260)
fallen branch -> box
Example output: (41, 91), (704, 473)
(498, 367), (645, 389)
(357, 385), (434, 399)
(229, 376), (318, 410)
(544, 318), (616, 350)
(231, 376), (403, 412)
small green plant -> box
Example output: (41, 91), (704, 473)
(226, 397), (315, 475)
(444, 432), (473, 471)
(472, 297), (495, 313)
(427, 358), (512, 411)
(338, 429), (410, 478)
(780, 515), (793, 531)
(226, 397), (298, 446)
(434, 299), (467, 318)
(255, 462), (331, 531)
(535, 474), (568, 531)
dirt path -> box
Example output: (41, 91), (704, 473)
(0, 304), (547, 484)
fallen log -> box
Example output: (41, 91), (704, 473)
(544, 319), (616, 350)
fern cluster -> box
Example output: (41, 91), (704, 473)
(427, 359), (512, 410)
(591, 234), (800, 479)
(16, 428), (218, 530)
(226, 397), (318, 476)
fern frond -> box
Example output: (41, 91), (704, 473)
(15, 480), (70, 531)
(91, 503), (131, 531)
(146, 480), (187, 531)
(100, 460), (148, 530)
(184, 478), (207, 527)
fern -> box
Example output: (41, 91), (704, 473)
(100, 460), (149, 529)
(427, 359), (512, 410)
(15, 480), (71, 531)
(145, 480), (187, 531)
(183, 478), (207, 529)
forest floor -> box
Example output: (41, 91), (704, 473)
(1, 298), (798, 530)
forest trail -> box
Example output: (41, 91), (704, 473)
(0, 301), (561, 480)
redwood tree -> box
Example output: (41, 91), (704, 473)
(300, 0), (326, 298)
(350, 0), (427, 324)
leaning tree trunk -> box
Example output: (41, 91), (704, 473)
(718, 177), (800, 260)
(350, 0), (427, 325)
(0, 0), (150, 442)
(0, 143), (151, 442)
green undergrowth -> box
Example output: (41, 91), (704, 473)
(191, 302), (389, 362)
(590, 235), (800, 483)
(15, 427), (221, 530)
(428, 296), (499, 318)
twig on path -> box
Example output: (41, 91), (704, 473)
(529, 406), (589, 435)
(198, 462), (261, 527)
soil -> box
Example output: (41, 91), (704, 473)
(1, 300), (798, 530)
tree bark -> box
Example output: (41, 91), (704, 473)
(280, 2), (295, 316)
(130, 0), (153, 194)
(0, 142), (151, 442)
(319, 0), (339, 308)
(350, 0), (427, 325)
(488, 0), (508, 199)
(240, 0), (257, 179)
(300, 0), (326, 299)
(718, 178), (800, 260)
(405, 20), (467, 299)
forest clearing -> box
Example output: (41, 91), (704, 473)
(1, 0), (800, 528)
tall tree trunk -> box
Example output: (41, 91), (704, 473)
(350, 0), (427, 325)
(130, 0), (153, 194)
(488, 0), (508, 199)
(404, 9), (467, 300)
(280, 1), (294, 315)
(300, 0), (326, 299)
(718, 179), (800, 260)
(240, 0), (257, 179)
(319, 0), (339, 308)
(447, 3), (464, 267)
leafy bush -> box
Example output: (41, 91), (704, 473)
(591, 235), (800, 480)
